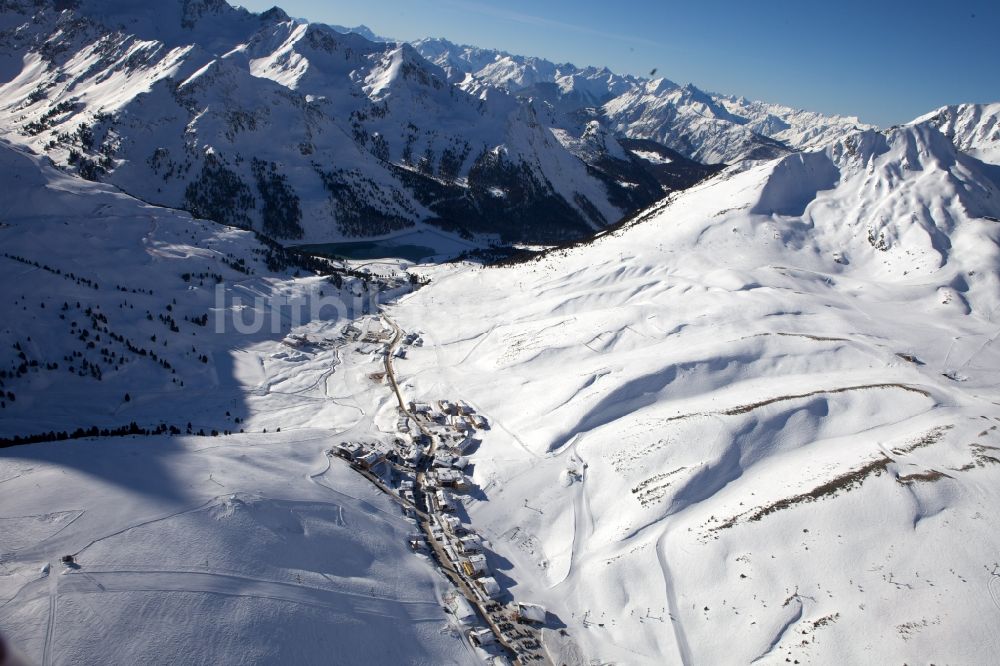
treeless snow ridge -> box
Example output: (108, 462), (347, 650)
(388, 122), (1000, 664)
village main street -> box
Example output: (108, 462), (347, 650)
(325, 311), (558, 665)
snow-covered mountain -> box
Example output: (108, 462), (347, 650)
(4, 2), (1000, 664)
(387, 120), (1000, 663)
(6, 106), (1000, 664)
(413, 37), (870, 164)
(913, 102), (1000, 165)
(0, 1), (878, 248)
(0, 0), (709, 245)
(327, 23), (391, 43)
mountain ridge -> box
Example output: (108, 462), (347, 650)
(1, 0), (879, 247)
(412, 35), (870, 164)
(0, 0), (712, 244)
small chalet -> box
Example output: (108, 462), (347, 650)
(476, 576), (501, 599)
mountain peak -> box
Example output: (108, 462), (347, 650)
(327, 23), (391, 42)
(258, 6), (290, 23)
(644, 77), (679, 96)
(364, 43), (450, 99)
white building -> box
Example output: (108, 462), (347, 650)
(440, 514), (463, 534)
(452, 436), (476, 455)
(468, 627), (495, 646)
(282, 333), (309, 348)
(404, 446), (422, 465)
(436, 489), (455, 513)
(433, 452), (456, 468)
(476, 576), (501, 599)
(458, 535), (483, 554)
(356, 450), (384, 470)
(448, 415), (473, 433)
(333, 441), (363, 460)
(435, 468), (470, 490)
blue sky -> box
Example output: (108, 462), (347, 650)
(235, 0), (999, 126)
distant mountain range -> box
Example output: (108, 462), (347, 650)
(411, 36), (869, 164)
(0, 0), (992, 247)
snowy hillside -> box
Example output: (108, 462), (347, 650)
(0, 140), (489, 664)
(0, 140), (391, 439)
(0, 432), (478, 665)
(414, 37), (869, 164)
(386, 122), (1000, 664)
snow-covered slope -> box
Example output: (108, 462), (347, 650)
(601, 80), (795, 164)
(387, 122), (1000, 664)
(716, 93), (869, 153)
(0, 139), (380, 437)
(913, 102), (1000, 165)
(0, 140), (479, 664)
(0, 432), (476, 665)
(413, 37), (870, 164)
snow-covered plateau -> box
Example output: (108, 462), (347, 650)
(2, 1), (1000, 665)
